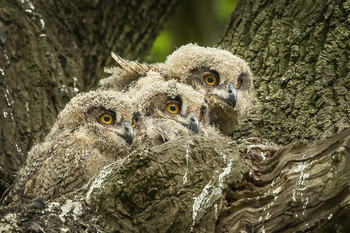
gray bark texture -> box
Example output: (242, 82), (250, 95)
(1, 132), (349, 232)
(220, 0), (350, 145)
(0, 0), (179, 195)
(1, 0), (350, 232)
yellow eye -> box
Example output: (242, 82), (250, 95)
(236, 79), (242, 89)
(166, 102), (180, 114)
(198, 111), (203, 121)
(131, 118), (137, 128)
(100, 112), (113, 124)
(204, 74), (218, 86)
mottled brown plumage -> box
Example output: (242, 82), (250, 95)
(129, 79), (221, 147)
(100, 52), (162, 91)
(100, 44), (253, 135)
(2, 91), (134, 205)
(164, 44), (253, 135)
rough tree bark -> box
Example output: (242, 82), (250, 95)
(0, 0), (179, 195)
(1, 131), (349, 232)
(1, 0), (350, 232)
(220, 0), (350, 145)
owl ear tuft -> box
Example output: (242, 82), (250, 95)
(111, 52), (151, 78)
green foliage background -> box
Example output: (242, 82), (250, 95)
(146, 0), (239, 63)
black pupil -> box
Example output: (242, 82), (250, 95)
(170, 105), (177, 111)
(208, 76), (214, 83)
(104, 115), (111, 122)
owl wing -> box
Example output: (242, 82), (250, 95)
(1, 144), (49, 205)
(1, 141), (87, 205)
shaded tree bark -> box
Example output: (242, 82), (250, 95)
(1, 131), (349, 232)
(216, 129), (350, 232)
(1, 0), (350, 232)
(220, 0), (350, 145)
(0, 0), (179, 195)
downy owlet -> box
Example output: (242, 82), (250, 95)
(2, 91), (135, 205)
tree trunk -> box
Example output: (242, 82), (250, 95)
(220, 0), (350, 145)
(1, 0), (350, 232)
(1, 131), (349, 232)
(216, 129), (350, 233)
(0, 0), (179, 195)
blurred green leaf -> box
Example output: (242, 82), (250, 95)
(146, 0), (238, 63)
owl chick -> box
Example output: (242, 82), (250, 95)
(163, 43), (253, 135)
(129, 79), (220, 147)
(99, 45), (253, 136)
(2, 91), (134, 205)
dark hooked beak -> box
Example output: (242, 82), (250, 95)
(186, 113), (200, 134)
(119, 122), (134, 145)
(223, 83), (237, 108)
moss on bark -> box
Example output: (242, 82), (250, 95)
(86, 136), (248, 232)
(1, 1), (350, 232)
(219, 0), (350, 144)
(1, 131), (349, 232)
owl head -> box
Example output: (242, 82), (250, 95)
(164, 43), (253, 113)
(130, 79), (213, 146)
(163, 43), (253, 135)
(2, 90), (137, 205)
(47, 90), (135, 149)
